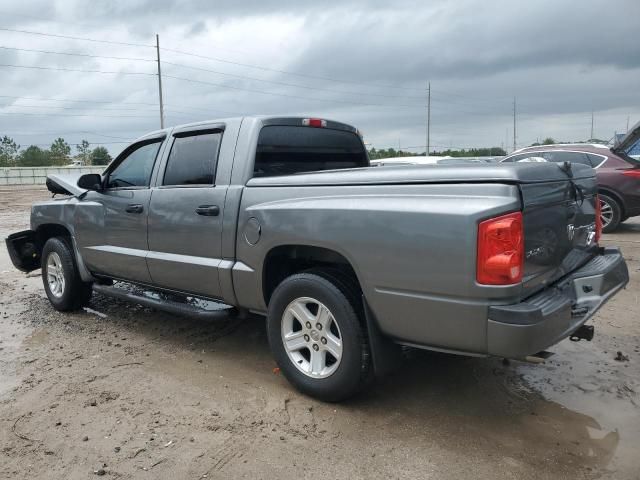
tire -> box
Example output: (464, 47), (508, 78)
(41, 237), (93, 311)
(599, 194), (622, 233)
(267, 272), (372, 402)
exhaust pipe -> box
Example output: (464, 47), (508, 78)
(522, 350), (554, 364)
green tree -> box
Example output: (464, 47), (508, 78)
(368, 146), (506, 160)
(76, 139), (91, 165)
(90, 146), (112, 166)
(0, 135), (20, 167)
(542, 137), (556, 145)
(50, 137), (71, 165)
(18, 146), (52, 166)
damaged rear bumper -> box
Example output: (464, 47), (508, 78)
(487, 247), (628, 359)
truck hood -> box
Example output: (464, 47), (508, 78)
(613, 120), (640, 153)
(248, 162), (595, 187)
(45, 173), (85, 196)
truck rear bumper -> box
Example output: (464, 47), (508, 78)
(487, 247), (628, 359)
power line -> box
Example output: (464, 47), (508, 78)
(163, 74), (425, 109)
(0, 103), (157, 112)
(0, 45), (155, 62)
(0, 10), (134, 35)
(1, 43), (492, 106)
(162, 61), (426, 101)
(161, 47), (426, 93)
(0, 63), (155, 75)
(1, 25), (425, 93)
(0, 111), (158, 118)
(430, 88), (512, 104)
(0, 94), (158, 106)
(1, 130), (140, 140)
(0, 94), (247, 117)
(0, 27), (154, 48)
(1, 41), (429, 102)
(0, 25), (514, 108)
(165, 107), (246, 117)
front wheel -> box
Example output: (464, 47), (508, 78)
(266, 272), (371, 401)
(41, 237), (93, 311)
(599, 194), (622, 233)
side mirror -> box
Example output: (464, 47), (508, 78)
(77, 173), (102, 191)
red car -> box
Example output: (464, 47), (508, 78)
(501, 123), (640, 232)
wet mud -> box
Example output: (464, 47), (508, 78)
(0, 186), (638, 479)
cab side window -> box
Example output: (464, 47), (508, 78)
(163, 131), (222, 186)
(107, 140), (163, 189)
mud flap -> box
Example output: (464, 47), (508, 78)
(363, 297), (403, 376)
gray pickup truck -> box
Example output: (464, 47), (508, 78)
(6, 116), (629, 401)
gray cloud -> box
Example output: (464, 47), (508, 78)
(0, 0), (638, 155)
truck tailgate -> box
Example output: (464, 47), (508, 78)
(519, 170), (599, 298)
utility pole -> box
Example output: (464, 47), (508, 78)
(512, 97), (517, 152)
(505, 128), (509, 153)
(426, 82), (431, 156)
(590, 109), (594, 140)
(627, 116), (630, 133)
(156, 34), (165, 129)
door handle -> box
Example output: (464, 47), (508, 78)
(125, 204), (144, 214)
(195, 205), (220, 216)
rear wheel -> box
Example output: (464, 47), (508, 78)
(267, 272), (371, 401)
(599, 194), (622, 233)
(41, 237), (93, 311)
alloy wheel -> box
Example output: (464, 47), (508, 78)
(281, 297), (343, 379)
(46, 252), (65, 298)
(599, 198), (614, 230)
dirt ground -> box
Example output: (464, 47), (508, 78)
(0, 186), (638, 480)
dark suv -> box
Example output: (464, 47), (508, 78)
(501, 124), (640, 232)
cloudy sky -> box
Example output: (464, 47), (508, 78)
(1, 0), (639, 156)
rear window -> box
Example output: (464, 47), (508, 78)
(253, 126), (368, 177)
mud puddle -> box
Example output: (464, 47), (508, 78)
(518, 336), (639, 476)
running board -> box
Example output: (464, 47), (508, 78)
(92, 284), (236, 320)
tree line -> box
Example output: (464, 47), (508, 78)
(368, 146), (507, 160)
(0, 135), (112, 167)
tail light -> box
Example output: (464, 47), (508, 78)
(622, 169), (640, 179)
(302, 118), (326, 128)
(477, 211), (523, 285)
(595, 195), (602, 243)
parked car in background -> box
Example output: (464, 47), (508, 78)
(370, 155), (451, 166)
(371, 156), (501, 167)
(501, 123), (640, 232)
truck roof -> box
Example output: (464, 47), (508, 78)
(134, 116), (358, 142)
